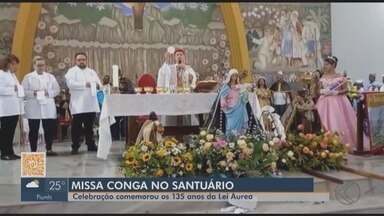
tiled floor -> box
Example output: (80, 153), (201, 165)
(0, 140), (383, 213)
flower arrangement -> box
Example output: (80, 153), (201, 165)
(191, 129), (281, 177)
(121, 126), (347, 178)
(121, 137), (196, 177)
(279, 125), (348, 172)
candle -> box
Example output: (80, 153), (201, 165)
(112, 65), (119, 88)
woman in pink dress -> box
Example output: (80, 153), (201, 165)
(316, 56), (357, 152)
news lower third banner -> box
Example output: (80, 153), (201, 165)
(21, 177), (319, 202)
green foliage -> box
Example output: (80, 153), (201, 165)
(57, 3), (113, 25)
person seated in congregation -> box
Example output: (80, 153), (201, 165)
(205, 69), (263, 136)
(135, 112), (164, 145)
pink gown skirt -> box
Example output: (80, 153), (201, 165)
(316, 95), (358, 151)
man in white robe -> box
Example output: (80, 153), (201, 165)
(22, 56), (60, 155)
(159, 48), (198, 126)
(157, 51), (173, 91)
(65, 52), (102, 154)
(0, 54), (24, 160)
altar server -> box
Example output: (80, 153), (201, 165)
(0, 54), (24, 160)
(157, 50), (173, 90)
(22, 56), (60, 156)
(65, 52), (102, 154)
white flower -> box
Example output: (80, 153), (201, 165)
(262, 143), (269, 152)
(141, 145), (148, 152)
(171, 147), (181, 155)
(45, 36), (54, 44)
(206, 134), (214, 141)
(49, 25), (58, 34)
(219, 41), (226, 48)
(200, 130), (207, 137)
(272, 137), (280, 144)
(225, 50), (231, 57)
(229, 142), (235, 148)
(210, 38), (217, 45)
(271, 162), (277, 170)
(287, 150), (294, 158)
(237, 139), (246, 146)
(38, 21), (46, 30)
(47, 52), (55, 59)
(211, 64), (218, 71)
(64, 57), (71, 64)
(269, 141), (274, 147)
(212, 52), (219, 60)
(202, 59), (209, 65)
(197, 164), (202, 169)
(199, 139), (205, 145)
(58, 62), (66, 69)
(34, 45), (42, 53)
(282, 159), (287, 163)
(220, 34), (227, 41)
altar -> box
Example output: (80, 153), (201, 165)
(96, 91), (262, 159)
(96, 93), (218, 159)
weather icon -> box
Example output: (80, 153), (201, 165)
(26, 180), (39, 188)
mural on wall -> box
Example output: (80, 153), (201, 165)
(32, 3), (231, 87)
(240, 3), (331, 86)
(0, 3), (19, 56)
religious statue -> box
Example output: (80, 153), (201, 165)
(135, 112), (164, 145)
(205, 69), (263, 137)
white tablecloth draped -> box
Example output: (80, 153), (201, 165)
(96, 92), (262, 159)
(97, 93), (217, 159)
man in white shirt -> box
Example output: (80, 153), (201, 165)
(22, 56), (60, 156)
(364, 73), (381, 91)
(65, 52), (102, 154)
(0, 54), (24, 160)
(270, 70), (291, 118)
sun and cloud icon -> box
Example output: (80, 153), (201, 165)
(26, 180), (39, 189)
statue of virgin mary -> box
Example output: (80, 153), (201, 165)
(204, 69), (263, 137)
